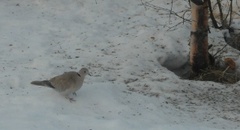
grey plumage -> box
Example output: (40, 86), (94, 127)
(223, 28), (240, 50)
(31, 80), (55, 88)
(31, 68), (90, 101)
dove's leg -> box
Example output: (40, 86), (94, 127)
(69, 98), (76, 102)
(65, 96), (76, 102)
(73, 92), (77, 96)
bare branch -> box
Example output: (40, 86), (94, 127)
(213, 44), (228, 58)
(169, 0), (174, 24)
(217, 0), (225, 28)
(142, 1), (191, 23)
(208, 0), (221, 29)
(228, 0), (233, 27)
(167, 22), (184, 31)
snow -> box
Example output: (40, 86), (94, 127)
(0, 0), (240, 130)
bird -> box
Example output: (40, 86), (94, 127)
(31, 68), (90, 102)
(223, 28), (240, 50)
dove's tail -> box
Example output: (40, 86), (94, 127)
(31, 80), (55, 89)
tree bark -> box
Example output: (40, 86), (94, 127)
(190, 0), (209, 73)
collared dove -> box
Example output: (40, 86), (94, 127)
(31, 68), (90, 102)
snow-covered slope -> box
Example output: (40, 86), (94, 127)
(0, 0), (240, 130)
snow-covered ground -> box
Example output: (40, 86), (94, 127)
(0, 0), (240, 130)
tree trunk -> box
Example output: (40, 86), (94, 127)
(190, 0), (209, 73)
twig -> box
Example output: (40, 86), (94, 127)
(208, 0), (221, 29)
(228, 0), (233, 27)
(222, 66), (230, 77)
(236, 0), (240, 9)
(223, 0), (231, 26)
(182, 9), (190, 24)
(143, 2), (191, 23)
(167, 22), (184, 31)
(234, 12), (240, 17)
(213, 44), (228, 58)
(141, 0), (147, 10)
(217, 0), (225, 27)
(169, 0), (174, 24)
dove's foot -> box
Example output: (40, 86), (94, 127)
(65, 97), (76, 102)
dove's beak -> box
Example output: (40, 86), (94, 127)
(88, 73), (92, 76)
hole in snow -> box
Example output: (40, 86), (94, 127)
(158, 55), (191, 79)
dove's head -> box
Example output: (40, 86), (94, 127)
(79, 68), (91, 77)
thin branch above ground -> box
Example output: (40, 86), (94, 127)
(141, 1), (191, 31)
(141, 1), (191, 23)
